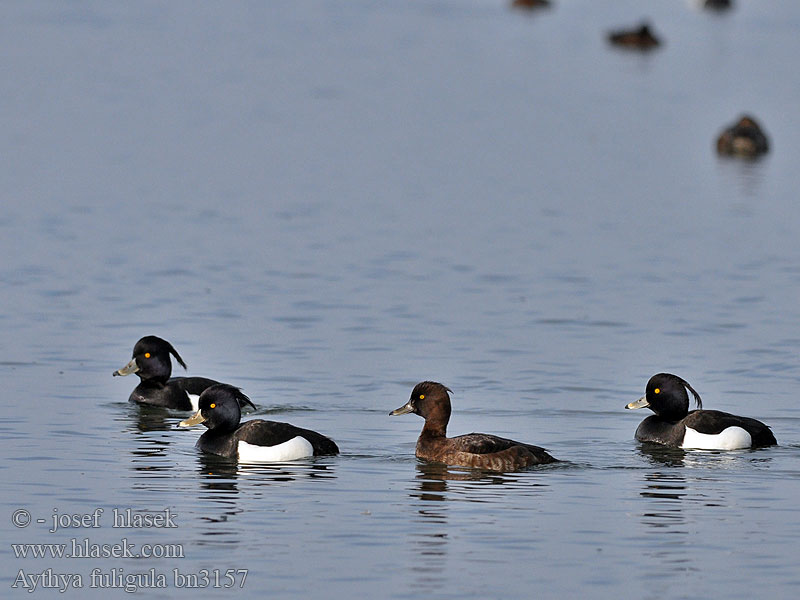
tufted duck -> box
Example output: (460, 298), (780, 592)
(626, 373), (776, 449)
(113, 336), (253, 411)
(180, 384), (339, 461)
(390, 381), (557, 471)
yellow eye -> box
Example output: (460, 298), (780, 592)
(419, 394), (425, 400)
(210, 403), (216, 409)
(654, 388), (660, 394)
(144, 353), (151, 359)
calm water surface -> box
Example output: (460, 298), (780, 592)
(2, 1), (799, 598)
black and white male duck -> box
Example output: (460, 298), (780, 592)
(626, 373), (777, 449)
(390, 381), (557, 471)
(113, 336), (251, 411)
(179, 384), (339, 461)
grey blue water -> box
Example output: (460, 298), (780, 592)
(2, 1), (799, 598)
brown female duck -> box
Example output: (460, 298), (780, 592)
(390, 381), (557, 471)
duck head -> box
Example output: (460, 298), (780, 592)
(626, 373), (702, 420)
(179, 384), (255, 432)
(113, 336), (187, 382)
(390, 381), (453, 436)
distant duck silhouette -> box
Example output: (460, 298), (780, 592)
(716, 115), (770, 158)
(701, 0), (732, 11)
(511, 0), (551, 10)
(607, 22), (661, 50)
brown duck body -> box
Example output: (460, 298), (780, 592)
(416, 431), (555, 471)
(392, 381), (557, 471)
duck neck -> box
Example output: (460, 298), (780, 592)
(138, 378), (168, 389)
(420, 419), (447, 439)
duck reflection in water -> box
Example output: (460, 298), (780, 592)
(191, 454), (337, 531)
(194, 451), (337, 486)
(639, 470), (690, 546)
(635, 445), (690, 549)
(122, 404), (179, 478)
(197, 453), (241, 486)
(194, 454), (242, 526)
(408, 463), (451, 596)
(416, 461), (495, 484)
(637, 443), (689, 468)
(128, 404), (176, 432)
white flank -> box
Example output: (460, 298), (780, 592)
(682, 426), (752, 450)
(187, 394), (200, 412)
(237, 436), (314, 462)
